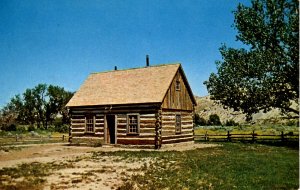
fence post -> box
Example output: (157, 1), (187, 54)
(281, 131), (285, 142)
(227, 131), (231, 142)
(62, 135), (65, 141)
(16, 135), (18, 142)
(252, 130), (255, 143)
(205, 131), (208, 141)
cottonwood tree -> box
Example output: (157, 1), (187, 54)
(0, 84), (74, 130)
(204, 0), (299, 120)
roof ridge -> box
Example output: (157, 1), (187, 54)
(91, 62), (181, 74)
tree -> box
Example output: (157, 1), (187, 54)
(194, 113), (207, 126)
(204, 0), (299, 120)
(46, 85), (74, 126)
(208, 114), (221, 126)
(0, 84), (74, 130)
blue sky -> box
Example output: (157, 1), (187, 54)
(0, 0), (249, 107)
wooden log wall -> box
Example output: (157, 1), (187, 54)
(162, 70), (194, 110)
(161, 110), (194, 144)
(71, 114), (105, 140)
(116, 113), (156, 145)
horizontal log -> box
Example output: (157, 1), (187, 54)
(162, 130), (193, 136)
(95, 124), (104, 127)
(141, 113), (156, 116)
(162, 137), (194, 144)
(162, 134), (193, 140)
(140, 128), (155, 133)
(162, 126), (175, 130)
(95, 132), (104, 136)
(117, 128), (127, 133)
(118, 118), (127, 121)
(71, 118), (85, 121)
(95, 129), (104, 133)
(162, 121), (175, 125)
(95, 119), (104, 122)
(140, 124), (155, 128)
(182, 124), (193, 128)
(72, 136), (104, 140)
(72, 133), (103, 137)
(140, 118), (156, 121)
(117, 138), (155, 145)
(71, 123), (85, 127)
(140, 120), (156, 124)
(72, 128), (85, 133)
(71, 114), (85, 117)
(117, 128), (155, 134)
(71, 108), (159, 114)
(180, 129), (193, 133)
(117, 125), (127, 129)
(182, 121), (193, 125)
(117, 134), (155, 138)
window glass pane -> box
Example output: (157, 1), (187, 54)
(128, 115), (139, 134)
(86, 115), (94, 133)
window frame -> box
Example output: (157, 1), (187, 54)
(126, 113), (140, 135)
(175, 114), (181, 134)
(85, 114), (95, 133)
(175, 80), (181, 91)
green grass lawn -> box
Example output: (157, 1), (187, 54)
(94, 142), (299, 190)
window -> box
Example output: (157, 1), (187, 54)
(176, 80), (181, 91)
(86, 115), (95, 133)
(175, 115), (181, 134)
(127, 114), (139, 134)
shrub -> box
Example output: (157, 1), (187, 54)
(286, 120), (297, 126)
(225, 119), (239, 126)
(208, 114), (221, 126)
(194, 114), (207, 126)
(1, 124), (17, 131)
(27, 125), (35, 132)
(55, 124), (69, 133)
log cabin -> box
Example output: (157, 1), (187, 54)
(66, 61), (197, 149)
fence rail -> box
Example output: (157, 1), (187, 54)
(194, 131), (299, 143)
(0, 135), (69, 145)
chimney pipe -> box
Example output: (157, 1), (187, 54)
(146, 55), (149, 67)
(114, 66), (117, 70)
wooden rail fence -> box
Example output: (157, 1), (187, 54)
(194, 131), (299, 143)
(0, 135), (69, 145)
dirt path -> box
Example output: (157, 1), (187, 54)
(0, 142), (219, 168)
(0, 142), (219, 189)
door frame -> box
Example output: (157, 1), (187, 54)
(104, 114), (117, 144)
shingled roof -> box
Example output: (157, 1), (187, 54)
(66, 63), (195, 107)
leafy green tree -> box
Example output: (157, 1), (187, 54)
(46, 85), (74, 126)
(32, 84), (47, 128)
(22, 89), (36, 126)
(204, 0), (299, 120)
(208, 114), (221, 126)
(0, 84), (73, 130)
(194, 113), (207, 126)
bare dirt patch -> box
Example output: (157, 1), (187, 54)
(0, 142), (219, 189)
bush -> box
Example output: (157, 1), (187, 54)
(16, 125), (27, 133)
(55, 124), (69, 133)
(194, 114), (207, 126)
(286, 120), (297, 126)
(1, 124), (17, 131)
(225, 119), (239, 126)
(27, 125), (35, 132)
(208, 114), (221, 126)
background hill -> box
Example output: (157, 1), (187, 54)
(195, 96), (298, 125)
